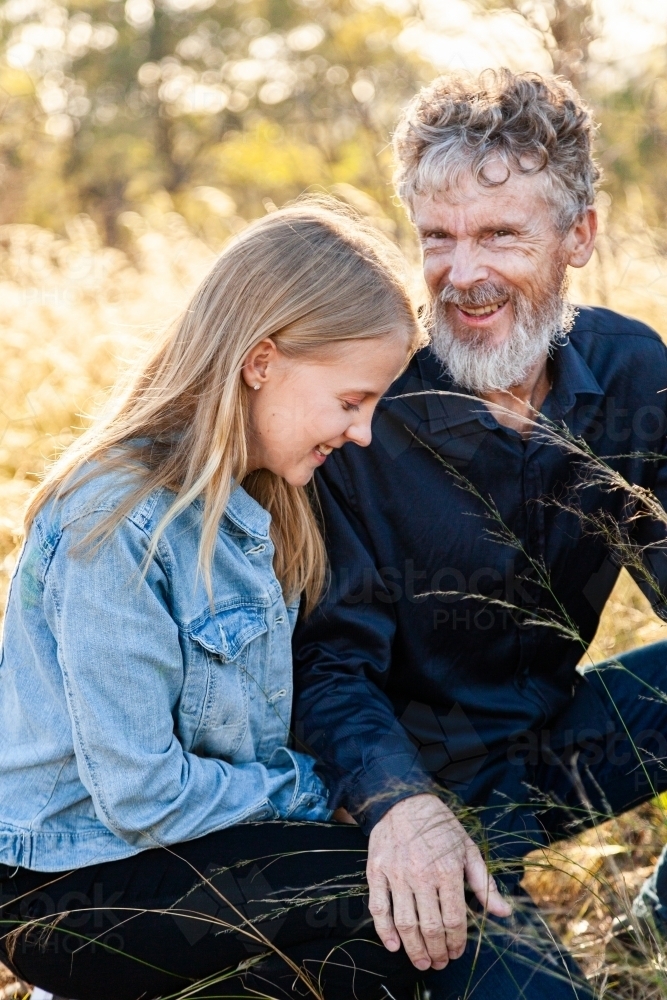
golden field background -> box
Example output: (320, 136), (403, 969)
(2, 202), (666, 656)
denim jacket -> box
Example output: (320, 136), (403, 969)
(0, 470), (331, 871)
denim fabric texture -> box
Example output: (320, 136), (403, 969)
(0, 471), (331, 871)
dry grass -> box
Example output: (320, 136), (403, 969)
(0, 212), (216, 611)
(1, 205), (667, 997)
(522, 799), (667, 998)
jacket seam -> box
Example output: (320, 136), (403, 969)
(180, 599), (272, 634)
(27, 755), (75, 829)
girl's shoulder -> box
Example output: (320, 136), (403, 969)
(36, 466), (163, 533)
(33, 462), (273, 550)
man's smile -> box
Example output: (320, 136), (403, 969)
(456, 297), (509, 318)
(453, 298), (510, 326)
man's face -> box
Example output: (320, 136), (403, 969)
(413, 164), (595, 393)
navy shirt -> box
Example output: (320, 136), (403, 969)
(293, 306), (667, 832)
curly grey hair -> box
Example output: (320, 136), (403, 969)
(393, 68), (600, 233)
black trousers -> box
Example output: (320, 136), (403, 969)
(0, 822), (419, 1000)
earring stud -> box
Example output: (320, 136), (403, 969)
(253, 384), (260, 390)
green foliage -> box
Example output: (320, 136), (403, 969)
(0, 0), (430, 243)
(2, 0), (667, 247)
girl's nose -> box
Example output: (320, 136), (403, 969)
(345, 419), (373, 448)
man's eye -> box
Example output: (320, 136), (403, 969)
(494, 230), (513, 238)
(342, 401), (361, 412)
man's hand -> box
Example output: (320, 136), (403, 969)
(367, 793), (511, 970)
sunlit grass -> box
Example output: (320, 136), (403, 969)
(0, 212), (215, 609)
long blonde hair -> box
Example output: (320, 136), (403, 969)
(26, 200), (424, 614)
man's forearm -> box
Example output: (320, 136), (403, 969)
(294, 670), (434, 833)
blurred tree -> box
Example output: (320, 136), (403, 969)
(2, 0), (667, 245)
(0, 0), (431, 244)
(478, 1), (667, 231)
(481, 0), (596, 91)
(593, 51), (667, 234)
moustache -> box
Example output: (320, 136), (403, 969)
(438, 282), (512, 310)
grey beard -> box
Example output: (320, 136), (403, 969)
(431, 284), (575, 395)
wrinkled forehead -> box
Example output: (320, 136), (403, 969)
(411, 162), (556, 230)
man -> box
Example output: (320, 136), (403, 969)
(294, 69), (667, 998)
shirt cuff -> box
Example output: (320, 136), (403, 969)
(347, 758), (439, 835)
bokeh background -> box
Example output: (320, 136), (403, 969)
(2, 0), (667, 994)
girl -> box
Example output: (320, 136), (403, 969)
(0, 202), (425, 1000)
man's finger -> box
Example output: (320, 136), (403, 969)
(391, 884), (431, 970)
(367, 872), (401, 952)
(438, 880), (467, 962)
(414, 887), (449, 969)
(464, 840), (512, 918)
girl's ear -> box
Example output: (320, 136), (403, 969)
(241, 338), (279, 388)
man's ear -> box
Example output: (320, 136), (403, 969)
(564, 207), (597, 269)
(241, 338), (279, 388)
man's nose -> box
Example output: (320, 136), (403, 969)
(447, 241), (488, 289)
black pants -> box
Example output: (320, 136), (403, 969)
(0, 822), (419, 1000)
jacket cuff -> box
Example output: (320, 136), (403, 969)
(268, 746), (333, 822)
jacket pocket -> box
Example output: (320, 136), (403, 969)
(189, 605), (267, 661)
(182, 605), (267, 758)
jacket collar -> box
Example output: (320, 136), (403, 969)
(224, 483), (272, 539)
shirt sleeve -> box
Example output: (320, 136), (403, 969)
(293, 459), (436, 835)
(44, 512), (330, 850)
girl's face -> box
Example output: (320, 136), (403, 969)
(243, 334), (410, 486)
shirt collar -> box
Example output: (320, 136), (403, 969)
(408, 355), (494, 431)
(543, 335), (605, 420)
(408, 334), (605, 433)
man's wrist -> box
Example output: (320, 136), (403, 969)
(353, 783), (441, 834)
